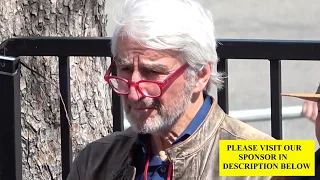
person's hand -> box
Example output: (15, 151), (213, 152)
(302, 100), (318, 122)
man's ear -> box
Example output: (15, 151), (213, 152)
(193, 63), (212, 93)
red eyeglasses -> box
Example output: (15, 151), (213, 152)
(104, 61), (189, 98)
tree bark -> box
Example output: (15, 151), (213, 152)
(0, 0), (112, 179)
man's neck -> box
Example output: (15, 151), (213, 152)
(150, 92), (205, 159)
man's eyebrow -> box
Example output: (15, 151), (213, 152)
(115, 58), (170, 72)
(141, 63), (169, 72)
(115, 58), (132, 66)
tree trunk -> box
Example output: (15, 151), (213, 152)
(0, 0), (113, 179)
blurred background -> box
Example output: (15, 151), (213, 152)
(105, 0), (320, 149)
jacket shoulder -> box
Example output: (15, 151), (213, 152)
(93, 127), (137, 145)
(67, 128), (137, 180)
(220, 115), (275, 140)
(80, 127), (137, 153)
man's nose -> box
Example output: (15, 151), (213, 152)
(127, 71), (142, 102)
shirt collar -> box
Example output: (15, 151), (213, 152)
(172, 94), (212, 145)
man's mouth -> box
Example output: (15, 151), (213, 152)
(131, 107), (154, 111)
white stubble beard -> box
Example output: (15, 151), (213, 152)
(125, 82), (194, 134)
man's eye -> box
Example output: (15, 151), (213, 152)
(149, 70), (159, 74)
(145, 69), (165, 75)
(119, 67), (131, 72)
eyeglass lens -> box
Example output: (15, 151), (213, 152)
(109, 78), (162, 96)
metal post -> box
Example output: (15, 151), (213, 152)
(58, 56), (72, 180)
(269, 59), (283, 140)
(0, 56), (22, 180)
(217, 59), (229, 114)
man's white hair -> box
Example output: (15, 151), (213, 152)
(111, 0), (224, 92)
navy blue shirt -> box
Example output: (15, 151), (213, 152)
(291, 148), (320, 180)
(134, 95), (212, 180)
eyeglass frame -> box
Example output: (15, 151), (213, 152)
(104, 60), (189, 98)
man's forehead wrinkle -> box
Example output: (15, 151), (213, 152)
(115, 43), (178, 71)
(144, 49), (178, 59)
(118, 44), (177, 60)
(117, 50), (173, 62)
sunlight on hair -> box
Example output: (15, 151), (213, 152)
(111, 0), (225, 92)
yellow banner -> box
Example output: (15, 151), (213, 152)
(219, 140), (315, 176)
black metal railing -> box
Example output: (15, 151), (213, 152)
(0, 37), (320, 180)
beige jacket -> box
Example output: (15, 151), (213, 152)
(164, 99), (274, 179)
(67, 98), (275, 180)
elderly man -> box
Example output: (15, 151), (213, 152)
(281, 84), (320, 180)
(67, 0), (274, 179)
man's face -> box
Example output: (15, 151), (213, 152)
(115, 36), (194, 134)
